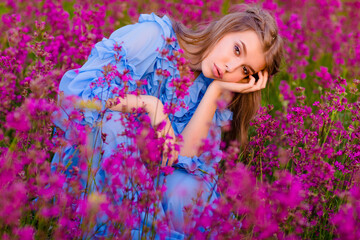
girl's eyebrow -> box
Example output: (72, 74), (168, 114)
(238, 40), (247, 56)
(238, 40), (255, 74)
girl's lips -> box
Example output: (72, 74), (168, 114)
(213, 63), (223, 79)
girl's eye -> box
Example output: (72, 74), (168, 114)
(243, 66), (249, 75)
(234, 45), (240, 55)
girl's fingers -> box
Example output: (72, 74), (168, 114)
(160, 129), (178, 167)
(255, 71), (263, 90)
(251, 74), (262, 91)
(168, 150), (177, 167)
(232, 76), (255, 93)
(219, 70), (269, 94)
(245, 70), (269, 93)
(261, 71), (269, 89)
(258, 71), (266, 88)
(242, 72), (264, 93)
(248, 75), (256, 87)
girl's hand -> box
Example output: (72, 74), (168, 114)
(150, 102), (179, 167)
(106, 95), (178, 167)
(156, 125), (179, 167)
(212, 70), (269, 94)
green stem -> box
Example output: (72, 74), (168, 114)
(85, 127), (101, 198)
(259, 156), (263, 183)
(321, 111), (336, 147)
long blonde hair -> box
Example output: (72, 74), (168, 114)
(172, 4), (284, 148)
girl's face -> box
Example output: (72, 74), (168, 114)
(201, 30), (266, 83)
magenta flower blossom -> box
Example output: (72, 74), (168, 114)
(1, 0), (360, 239)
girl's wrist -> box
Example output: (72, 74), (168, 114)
(209, 81), (225, 98)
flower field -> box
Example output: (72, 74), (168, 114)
(1, 0), (360, 239)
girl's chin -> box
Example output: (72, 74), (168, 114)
(202, 70), (214, 79)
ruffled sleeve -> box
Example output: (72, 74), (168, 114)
(58, 13), (175, 128)
(171, 73), (233, 134)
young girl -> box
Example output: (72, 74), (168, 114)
(53, 3), (283, 237)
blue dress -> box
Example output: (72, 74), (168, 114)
(52, 13), (232, 238)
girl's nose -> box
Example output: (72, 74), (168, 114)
(225, 64), (230, 72)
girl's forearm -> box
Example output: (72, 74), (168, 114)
(107, 94), (151, 113)
(108, 94), (177, 166)
(179, 83), (222, 157)
(107, 94), (169, 128)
